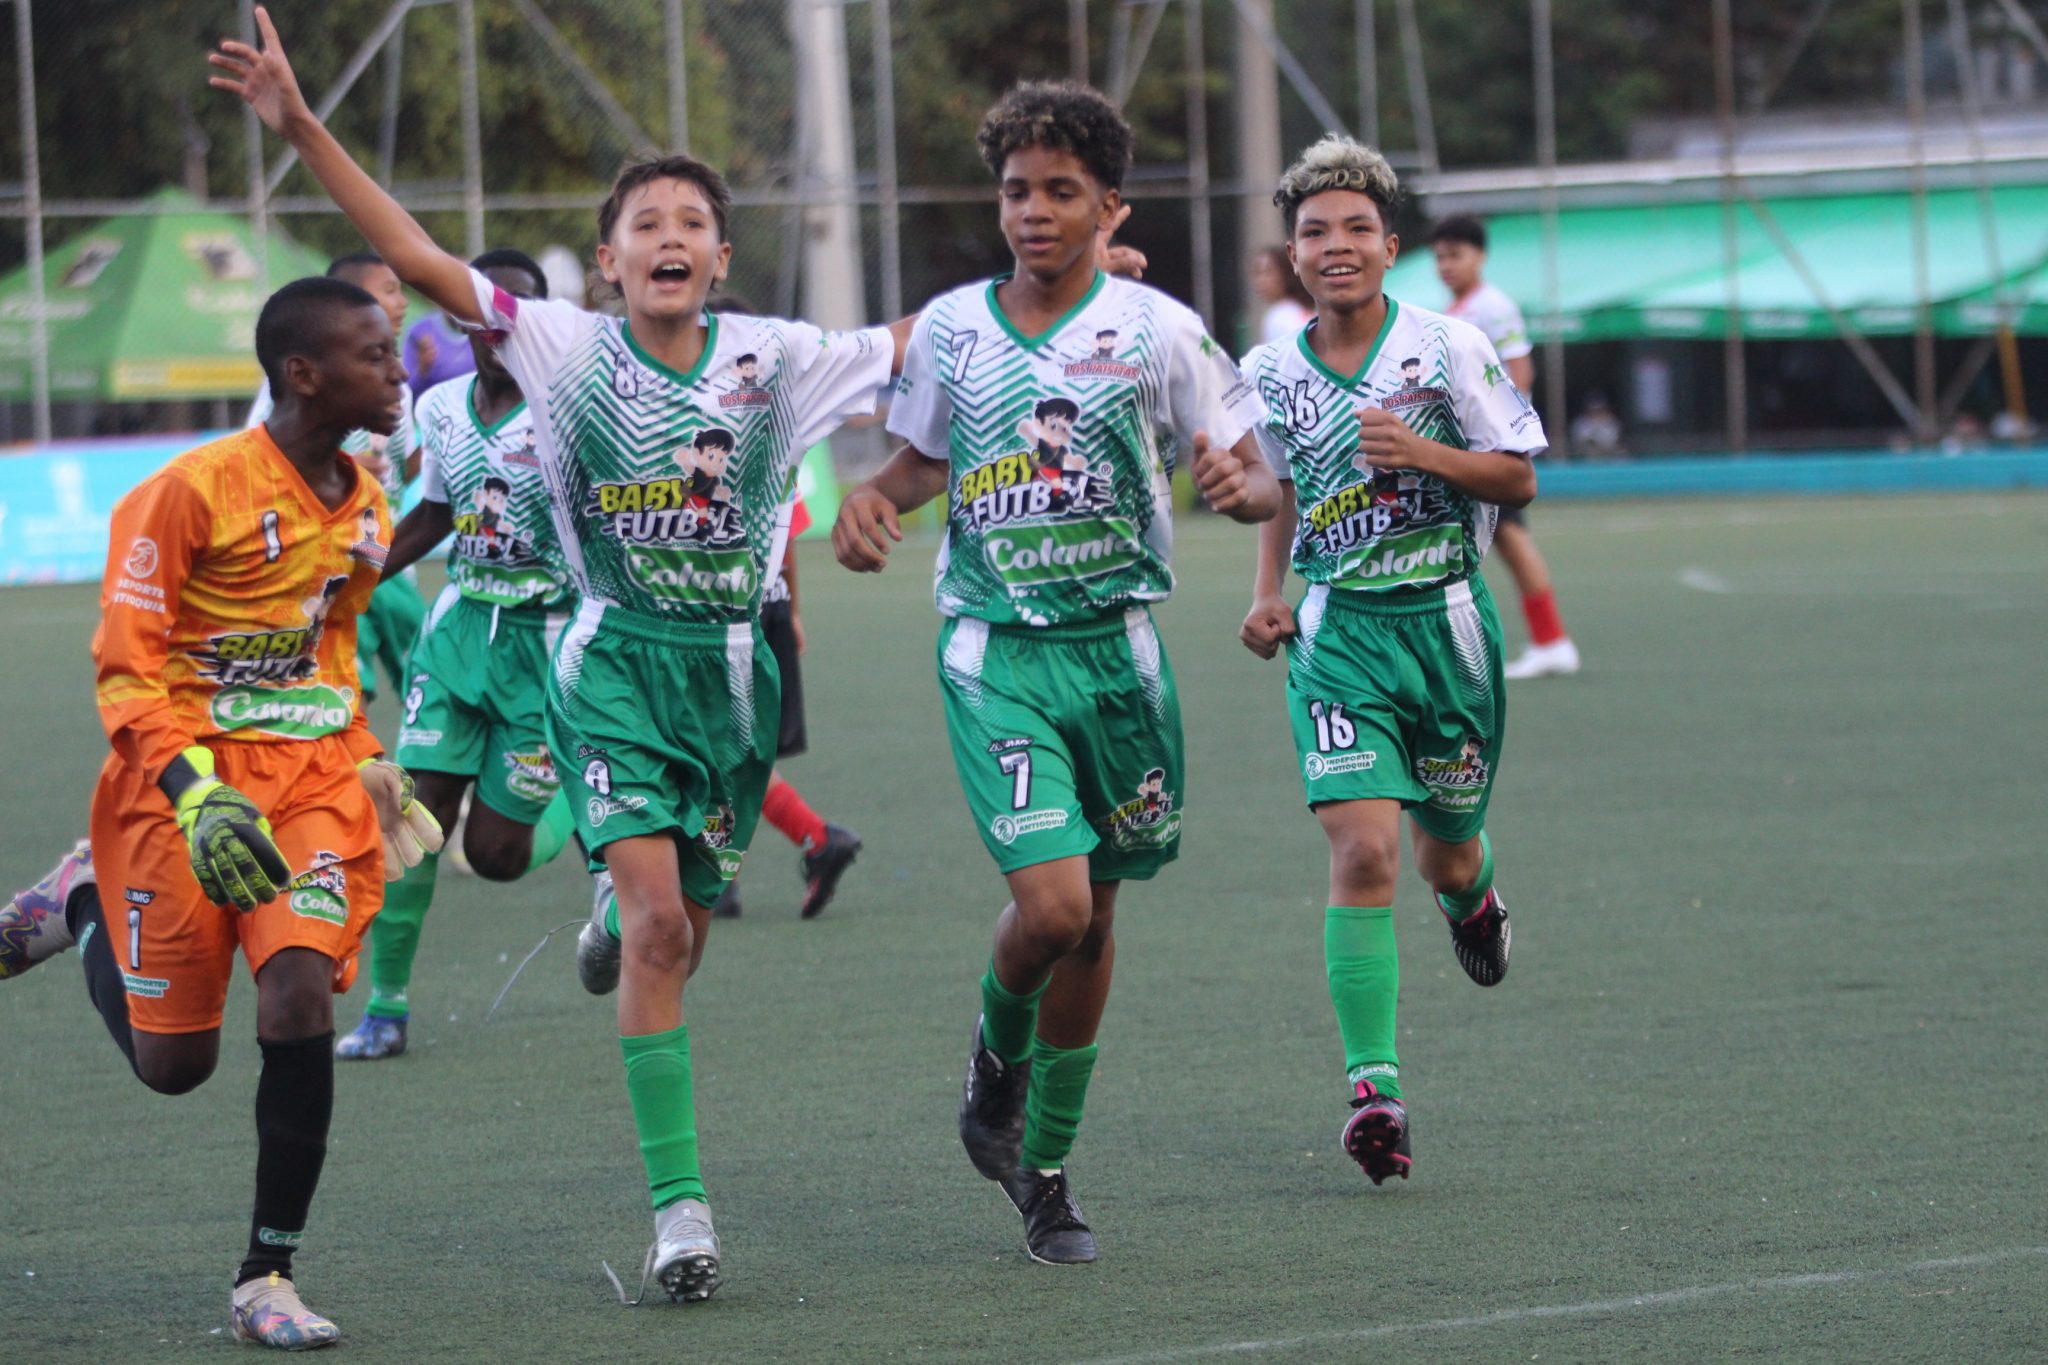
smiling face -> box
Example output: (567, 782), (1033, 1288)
(1288, 189), (1398, 316)
(998, 145), (1119, 287)
(595, 176), (732, 326)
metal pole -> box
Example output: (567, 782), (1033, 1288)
(1904, 0), (1937, 443)
(457, 0), (484, 256)
(873, 0), (903, 320)
(14, 0), (49, 442)
(1185, 0), (1215, 329)
(265, 1), (416, 195)
(1393, 0), (1437, 173)
(1531, 0), (1566, 454)
(241, 0), (269, 281)
(665, 0), (688, 150)
(1356, 0), (1378, 148)
(376, 16), (405, 185)
(1710, 0), (1746, 453)
(1944, 0), (2020, 426)
(1234, 0), (1286, 266)
(1070, 0), (1089, 83)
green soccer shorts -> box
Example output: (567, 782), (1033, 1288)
(1284, 577), (1507, 844)
(357, 573), (426, 702)
(396, 587), (565, 823)
(938, 608), (1184, 882)
(547, 601), (779, 908)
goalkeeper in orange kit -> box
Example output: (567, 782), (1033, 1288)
(0, 276), (443, 1351)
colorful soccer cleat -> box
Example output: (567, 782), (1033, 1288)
(1342, 1080), (1412, 1185)
(0, 839), (93, 980)
(798, 822), (861, 919)
(650, 1198), (722, 1303)
(333, 1012), (407, 1061)
(958, 1018), (1032, 1179)
(576, 871), (621, 996)
(999, 1166), (1098, 1264)
(230, 1272), (340, 1351)
(1441, 887), (1511, 987)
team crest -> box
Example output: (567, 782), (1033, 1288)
(1062, 328), (1141, 382)
(718, 352), (773, 409)
(351, 507), (388, 569)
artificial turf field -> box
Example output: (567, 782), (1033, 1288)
(2, 491), (2044, 1362)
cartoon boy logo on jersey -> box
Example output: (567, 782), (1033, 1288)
(194, 575), (349, 686)
(720, 353), (773, 410)
(1105, 767), (1181, 850)
(1018, 398), (1112, 517)
(352, 507), (387, 569)
(1064, 328), (1142, 382)
(1415, 735), (1491, 809)
(679, 427), (745, 545)
(452, 476), (538, 566)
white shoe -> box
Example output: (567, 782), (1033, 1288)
(647, 1199), (722, 1303)
(0, 839), (92, 980)
(1504, 638), (1580, 680)
(230, 1271), (340, 1350)
(575, 871), (621, 995)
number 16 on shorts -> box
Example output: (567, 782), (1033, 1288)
(1300, 698), (1379, 784)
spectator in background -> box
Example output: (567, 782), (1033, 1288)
(1432, 215), (1581, 681)
(1570, 393), (1626, 459)
(403, 310), (477, 398)
(1251, 244), (1313, 344)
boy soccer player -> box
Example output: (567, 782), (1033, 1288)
(214, 9), (905, 1300)
(832, 81), (1278, 1264)
(1430, 215), (1579, 679)
(1239, 137), (1543, 1184)
(332, 247), (580, 1060)
(0, 276), (443, 1348)
(248, 251), (428, 701)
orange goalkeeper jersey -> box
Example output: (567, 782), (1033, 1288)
(93, 424), (390, 785)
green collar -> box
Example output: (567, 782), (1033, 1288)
(986, 271), (1106, 351)
(622, 312), (721, 388)
(466, 375), (528, 438)
(1296, 296), (1400, 390)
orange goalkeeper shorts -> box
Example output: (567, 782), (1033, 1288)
(88, 734), (384, 1035)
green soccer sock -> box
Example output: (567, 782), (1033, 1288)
(601, 884), (621, 941)
(621, 1024), (706, 1211)
(1324, 905), (1400, 1099)
(1019, 1038), (1099, 1172)
(979, 960), (1049, 1065)
(1436, 831), (1496, 921)
(524, 793), (575, 875)
(365, 852), (438, 1019)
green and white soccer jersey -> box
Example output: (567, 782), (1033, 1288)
(1243, 298), (1546, 595)
(469, 268), (892, 623)
(414, 375), (572, 611)
(247, 378), (414, 498)
(888, 271), (1265, 627)
(1446, 282), (1532, 363)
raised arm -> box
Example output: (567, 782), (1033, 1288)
(210, 7), (479, 324)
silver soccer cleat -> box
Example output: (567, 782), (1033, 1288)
(576, 871), (621, 996)
(649, 1198), (722, 1303)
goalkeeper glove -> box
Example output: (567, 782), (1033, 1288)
(161, 747), (291, 912)
(356, 758), (446, 880)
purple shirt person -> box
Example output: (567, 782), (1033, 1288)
(403, 312), (477, 398)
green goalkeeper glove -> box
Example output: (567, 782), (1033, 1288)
(162, 747), (291, 912)
(357, 758), (446, 880)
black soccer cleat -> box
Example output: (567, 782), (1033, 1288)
(711, 882), (742, 919)
(959, 1019), (1032, 1179)
(999, 1166), (1098, 1264)
(1341, 1080), (1412, 1185)
(798, 823), (862, 919)
(1442, 887), (1511, 987)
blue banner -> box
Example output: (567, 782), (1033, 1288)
(0, 433), (232, 585)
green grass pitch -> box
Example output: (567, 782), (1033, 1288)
(2, 493), (2043, 1361)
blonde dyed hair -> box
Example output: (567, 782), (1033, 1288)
(1272, 134), (1402, 234)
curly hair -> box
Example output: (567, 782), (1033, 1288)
(976, 81), (1133, 192)
(1272, 134), (1402, 234)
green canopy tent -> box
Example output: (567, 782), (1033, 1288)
(0, 187), (330, 402)
(1382, 185), (2048, 342)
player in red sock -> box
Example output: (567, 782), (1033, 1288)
(713, 488), (861, 919)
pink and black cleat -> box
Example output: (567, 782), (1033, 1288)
(0, 839), (93, 980)
(1342, 1080), (1412, 1185)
